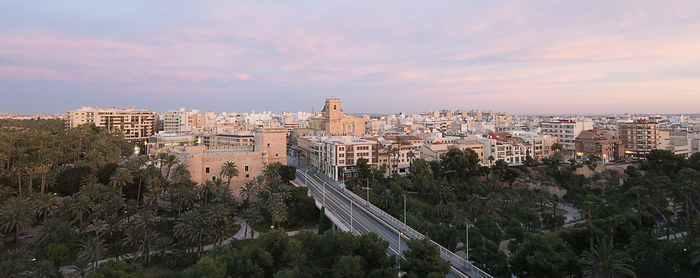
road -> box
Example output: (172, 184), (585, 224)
(294, 162), (492, 278)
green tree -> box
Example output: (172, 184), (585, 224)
(400, 238), (451, 278)
(510, 233), (580, 278)
(332, 255), (364, 278)
(0, 196), (34, 243)
(580, 237), (636, 278)
(109, 167), (133, 197)
(90, 259), (144, 278)
(220, 161), (239, 186)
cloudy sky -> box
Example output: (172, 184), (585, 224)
(1, 0), (699, 115)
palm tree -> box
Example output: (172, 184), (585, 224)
(125, 156), (148, 207)
(163, 154), (178, 180)
(580, 237), (636, 278)
(109, 167), (133, 197)
(152, 237), (174, 259)
(0, 197), (34, 243)
(145, 177), (165, 215)
(220, 161), (239, 186)
(13, 165), (23, 197)
(0, 186), (15, 201)
(131, 210), (158, 264)
(174, 210), (209, 257)
(68, 194), (91, 233)
(87, 219), (109, 267)
(268, 194), (288, 228)
(34, 192), (60, 221)
(171, 163), (191, 216)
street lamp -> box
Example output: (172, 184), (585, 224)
(350, 200), (354, 234)
(465, 221), (470, 262)
(398, 231), (404, 254)
(403, 194), (407, 224)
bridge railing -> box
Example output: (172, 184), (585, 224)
(339, 182), (493, 278)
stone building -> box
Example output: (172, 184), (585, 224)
(170, 128), (287, 193)
(308, 98), (366, 137)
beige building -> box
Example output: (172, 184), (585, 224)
(420, 139), (485, 164)
(170, 128), (286, 192)
(540, 119), (593, 157)
(66, 106), (156, 142)
(298, 136), (378, 181)
(308, 98), (366, 137)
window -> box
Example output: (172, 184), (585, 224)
(212, 176), (216, 181)
(267, 143), (270, 147)
(205, 167), (210, 174)
(245, 166), (249, 171)
(246, 174), (249, 178)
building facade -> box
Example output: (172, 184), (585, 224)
(298, 136), (378, 181)
(66, 106), (156, 142)
(540, 119), (593, 157)
(618, 119), (660, 158)
(574, 129), (625, 162)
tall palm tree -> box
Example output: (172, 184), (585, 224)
(13, 165), (23, 197)
(220, 161), (239, 186)
(109, 167), (133, 197)
(171, 163), (191, 216)
(0, 197), (34, 243)
(174, 210), (210, 257)
(580, 237), (636, 278)
(34, 192), (60, 221)
(163, 154), (178, 181)
(131, 210), (158, 264)
(87, 219), (109, 267)
(268, 194), (288, 228)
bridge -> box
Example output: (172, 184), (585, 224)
(294, 163), (493, 278)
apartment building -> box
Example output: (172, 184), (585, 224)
(574, 129), (625, 162)
(66, 106), (156, 142)
(163, 107), (202, 134)
(484, 132), (533, 165)
(540, 119), (593, 157)
(511, 131), (557, 160)
(298, 136), (378, 181)
(618, 119), (660, 158)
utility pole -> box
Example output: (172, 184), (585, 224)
(403, 194), (407, 224)
(350, 200), (354, 234)
(465, 221), (470, 262)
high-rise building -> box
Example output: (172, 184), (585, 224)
(618, 119), (660, 158)
(66, 106), (156, 142)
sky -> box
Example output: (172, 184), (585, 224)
(0, 0), (699, 115)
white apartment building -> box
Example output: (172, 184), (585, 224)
(540, 119), (593, 157)
(298, 136), (378, 181)
(66, 106), (156, 142)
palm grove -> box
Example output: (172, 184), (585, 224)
(0, 119), (322, 277)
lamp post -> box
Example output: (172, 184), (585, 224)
(465, 221), (470, 262)
(398, 231), (404, 255)
(350, 200), (354, 234)
(403, 194), (407, 224)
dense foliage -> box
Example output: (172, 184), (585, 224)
(346, 148), (700, 277)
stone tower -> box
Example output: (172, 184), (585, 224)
(323, 98), (343, 135)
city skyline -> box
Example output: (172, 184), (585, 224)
(1, 1), (700, 115)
